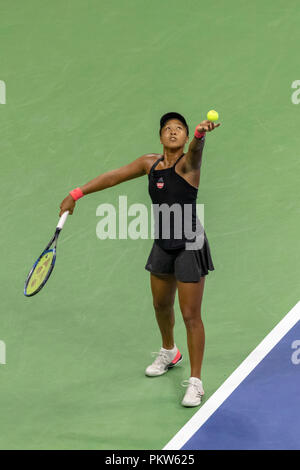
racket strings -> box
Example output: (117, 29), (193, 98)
(25, 251), (55, 296)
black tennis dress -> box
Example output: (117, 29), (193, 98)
(145, 150), (215, 282)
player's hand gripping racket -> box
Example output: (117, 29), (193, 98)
(24, 211), (69, 297)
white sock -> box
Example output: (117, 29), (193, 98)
(161, 344), (177, 359)
(189, 377), (202, 385)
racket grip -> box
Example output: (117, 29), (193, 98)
(57, 211), (69, 230)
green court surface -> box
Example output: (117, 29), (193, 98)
(1, 0), (300, 450)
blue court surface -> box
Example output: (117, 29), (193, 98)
(164, 302), (300, 450)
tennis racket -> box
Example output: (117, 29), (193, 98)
(24, 211), (69, 297)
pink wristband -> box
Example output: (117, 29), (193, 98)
(69, 187), (84, 201)
(194, 128), (206, 139)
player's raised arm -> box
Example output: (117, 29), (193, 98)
(185, 119), (221, 170)
(59, 155), (148, 216)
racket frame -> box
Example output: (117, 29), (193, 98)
(24, 211), (69, 297)
(24, 228), (60, 297)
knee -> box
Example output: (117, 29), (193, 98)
(153, 299), (174, 313)
(181, 308), (202, 329)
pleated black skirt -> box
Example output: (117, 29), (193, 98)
(145, 232), (215, 283)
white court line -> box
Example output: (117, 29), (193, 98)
(163, 301), (300, 450)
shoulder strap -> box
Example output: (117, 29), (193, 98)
(149, 156), (164, 175)
(173, 153), (185, 168)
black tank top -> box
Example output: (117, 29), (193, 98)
(148, 153), (204, 250)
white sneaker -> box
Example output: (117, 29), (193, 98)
(145, 347), (182, 377)
(181, 377), (205, 407)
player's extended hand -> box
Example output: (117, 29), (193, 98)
(59, 194), (75, 216)
(196, 120), (221, 133)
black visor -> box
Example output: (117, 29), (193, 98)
(159, 112), (189, 136)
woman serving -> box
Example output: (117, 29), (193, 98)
(59, 112), (220, 407)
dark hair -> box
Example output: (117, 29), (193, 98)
(159, 112), (189, 136)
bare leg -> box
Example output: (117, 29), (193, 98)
(177, 277), (206, 378)
(150, 273), (177, 349)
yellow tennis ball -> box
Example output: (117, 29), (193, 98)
(207, 110), (219, 122)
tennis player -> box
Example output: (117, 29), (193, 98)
(59, 112), (220, 407)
